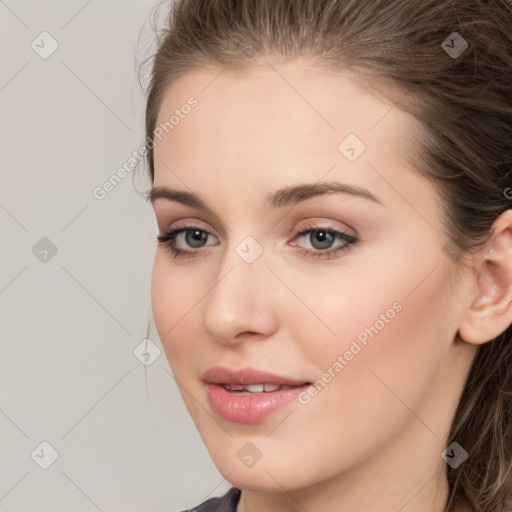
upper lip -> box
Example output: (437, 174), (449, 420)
(202, 366), (310, 386)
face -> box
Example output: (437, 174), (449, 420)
(150, 59), (474, 493)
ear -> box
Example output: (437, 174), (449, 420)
(458, 209), (512, 345)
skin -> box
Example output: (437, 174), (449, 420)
(149, 59), (512, 512)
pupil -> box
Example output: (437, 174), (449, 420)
(186, 229), (207, 248)
(311, 231), (334, 249)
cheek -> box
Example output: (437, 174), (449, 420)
(294, 253), (452, 429)
(150, 253), (204, 368)
(280, 239), (453, 414)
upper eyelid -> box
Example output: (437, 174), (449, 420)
(153, 206), (230, 238)
(159, 219), (213, 235)
(160, 215), (355, 233)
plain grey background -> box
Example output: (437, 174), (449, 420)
(0, 1), (231, 510)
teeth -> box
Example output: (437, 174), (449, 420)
(222, 383), (299, 393)
(245, 384), (264, 393)
(227, 384), (245, 391)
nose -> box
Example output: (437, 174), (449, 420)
(202, 251), (279, 347)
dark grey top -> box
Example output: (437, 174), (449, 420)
(182, 487), (241, 512)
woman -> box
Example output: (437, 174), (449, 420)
(142, 0), (512, 510)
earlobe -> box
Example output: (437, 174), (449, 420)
(458, 210), (512, 345)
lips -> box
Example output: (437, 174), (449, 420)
(202, 366), (310, 387)
(202, 366), (312, 423)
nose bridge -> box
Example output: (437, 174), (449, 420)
(202, 237), (277, 343)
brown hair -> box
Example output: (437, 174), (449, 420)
(141, 1), (512, 510)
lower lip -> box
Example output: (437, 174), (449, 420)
(206, 383), (309, 424)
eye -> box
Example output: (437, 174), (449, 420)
(156, 222), (359, 260)
(156, 225), (219, 259)
(291, 223), (358, 259)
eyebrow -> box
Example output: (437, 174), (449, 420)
(146, 181), (383, 211)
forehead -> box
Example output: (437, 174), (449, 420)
(154, 59), (408, 140)
(152, 60), (424, 207)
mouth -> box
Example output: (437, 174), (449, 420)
(220, 383), (309, 394)
(202, 366), (312, 423)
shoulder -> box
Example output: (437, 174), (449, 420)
(179, 487), (242, 512)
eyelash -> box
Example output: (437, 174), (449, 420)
(156, 222), (359, 260)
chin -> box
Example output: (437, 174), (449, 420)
(206, 442), (328, 493)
